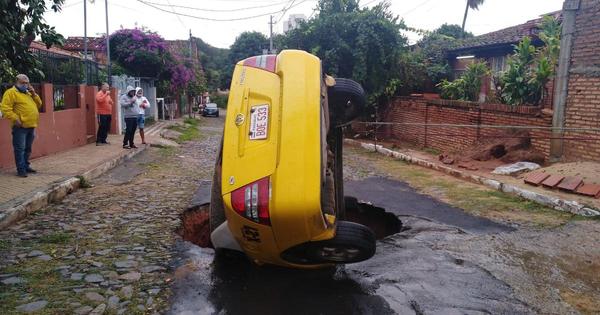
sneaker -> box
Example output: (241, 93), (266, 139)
(17, 171), (28, 178)
(123, 145), (131, 149)
(103, 141), (111, 145)
(26, 168), (37, 173)
(130, 144), (138, 149)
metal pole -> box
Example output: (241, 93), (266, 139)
(104, 0), (111, 85)
(84, 0), (88, 84)
(269, 15), (274, 53)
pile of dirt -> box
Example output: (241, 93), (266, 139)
(442, 130), (546, 167)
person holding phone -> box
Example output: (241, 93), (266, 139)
(95, 82), (113, 146)
(134, 87), (150, 145)
(0, 74), (43, 177)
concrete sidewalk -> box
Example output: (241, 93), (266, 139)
(0, 120), (176, 228)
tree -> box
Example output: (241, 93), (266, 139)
(107, 28), (170, 78)
(279, 2), (408, 105)
(397, 24), (472, 94)
(461, 0), (485, 35)
(0, 0), (65, 82)
(222, 31), (269, 88)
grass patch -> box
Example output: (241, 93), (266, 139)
(0, 239), (10, 250)
(166, 119), (201, 143)
(38, 232), (73, 244)
(75, 176), (93, 189)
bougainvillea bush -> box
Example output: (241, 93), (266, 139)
(104, 28), (205, 95)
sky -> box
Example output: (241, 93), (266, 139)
(44, 0), (565, 49)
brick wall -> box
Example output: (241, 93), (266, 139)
(563, 0), (600, 161)
(383, 97), (553, 156)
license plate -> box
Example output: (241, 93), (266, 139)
(249, 104), (269, 140)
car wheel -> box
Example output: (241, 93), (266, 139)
(307, 221), (375, 263)
(327, 78), (366, 124)
(209, 141), (226, 233)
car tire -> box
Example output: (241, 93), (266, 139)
(307, 221), (376, 264)
(327, 78), (366, 124)
(209, 143), (226, 233)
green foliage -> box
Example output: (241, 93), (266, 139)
(438, 61), (489, 101)
(222, 31), (269, 89)
(500, 16), (561, 106)
(278, 1), (407, 105)
(0, 0), (65, 82)
(195, 37), (230, 90)
(211, 93), (229, 109)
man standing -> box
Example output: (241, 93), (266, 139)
(0, 74), (43, 177)
(95, 82), (113, 145)
(120, 86), (139, 149)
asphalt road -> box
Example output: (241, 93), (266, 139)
(168, 177), (530, 315)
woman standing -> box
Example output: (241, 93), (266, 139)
(135, 87), (151, 145)
(120, 86), (139, 149)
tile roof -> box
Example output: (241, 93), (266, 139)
(450, 11), (562, 53)
(29, 41), (82, 58)
(63, 37), (105, 51)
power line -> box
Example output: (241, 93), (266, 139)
(400, 0), (435, 16)
(275, 0), (297, 24)
(136, 0), (309, 22)
(141, 0), (291, 13)
(166, 0), (188, 29)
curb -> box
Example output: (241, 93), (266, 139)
(345, 139), (600, 217)
(0, 146), (148, 229)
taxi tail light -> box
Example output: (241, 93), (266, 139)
(231, 177), (271, 225)
(242, 55), (277, 73)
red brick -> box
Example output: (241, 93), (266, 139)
(542, 175), (565, 188)
(576, 184), (600, 198)
(557, 176), (584, 192)
(524, 172), (551, 186)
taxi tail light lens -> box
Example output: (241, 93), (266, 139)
(231, 177), (271, 225)
(242, 55), (277, 73)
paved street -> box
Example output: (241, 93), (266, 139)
(1, 114), (599, 315)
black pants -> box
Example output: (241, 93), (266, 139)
(96, 114), (111, 143)
(123, 117), (138, 147)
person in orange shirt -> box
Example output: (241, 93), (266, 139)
(95, 82), (113, 145)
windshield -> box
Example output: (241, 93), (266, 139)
(206, 103), (217, 108)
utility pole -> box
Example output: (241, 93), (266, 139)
(104, 0), (111, 85)
(188, 29), (193, 117)
(269, 15), (274, 54)
(83, 0), (88, 84)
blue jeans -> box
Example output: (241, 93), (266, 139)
(12, 127), (35, 173)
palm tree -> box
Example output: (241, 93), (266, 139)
(461, 0), (485, 36)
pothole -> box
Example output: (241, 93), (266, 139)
(178, 196), (402, 248)
(178, 204), (212, 248)
(344, 196), (403, 239)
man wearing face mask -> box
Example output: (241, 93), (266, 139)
(0, 74), (43, 177)
(120, 86), (139, 149)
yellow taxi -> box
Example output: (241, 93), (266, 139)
(210, 50), (375, 268)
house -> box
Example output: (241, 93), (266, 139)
(448, 11), (562, 79)
(446, 11), (562, 105)
(62, 36), (108, 65)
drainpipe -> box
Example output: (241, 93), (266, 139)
(550, 0), (580, 161)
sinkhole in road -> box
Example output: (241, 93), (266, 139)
(344, 196), (402, 239)
(178, 197), (402, 249)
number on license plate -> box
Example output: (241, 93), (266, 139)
(249, 104), (269, 140)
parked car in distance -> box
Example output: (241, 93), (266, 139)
(209, 49), (374, 269)
(202, 103), (219, 117)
